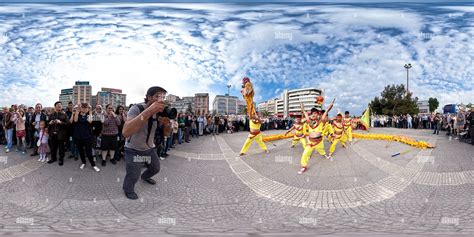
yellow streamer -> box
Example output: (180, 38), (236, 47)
(262, 132), (435, 149)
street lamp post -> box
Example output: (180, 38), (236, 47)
(404, 63), (412, 96)
(226, 83), (231, 115)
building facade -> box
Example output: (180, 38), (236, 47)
(259, 88), (324, 118)
(72, 81), (92, 105)
(194, 93), (209, 115)
(95, 88), (127, 108)
(165, 94), (179, 103)
(257, 98), (278, 115)
(212, 94), (239, 115)
(169, 96), (195, 114)
(58, 88), (73, 106)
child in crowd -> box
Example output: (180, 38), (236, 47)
(37, 121), (49, 162)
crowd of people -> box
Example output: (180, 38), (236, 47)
(0, 101), (298, 171)
(370, 108), (474, 144)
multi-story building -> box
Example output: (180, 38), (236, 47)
(91, 95), (97, 107)
(265, 88), (323, 118)
(170, 96), (195, 114)
(72, 81), (92, 105)
(58, 88), (73, 106)
(96, 88), (127, 108)
(257, 101), (267, 113)
(257, 98), (278, 115)
(212, 94), (239, 115)
(194, 93), (209, 115)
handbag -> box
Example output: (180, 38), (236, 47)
(37, 130), (44, 147)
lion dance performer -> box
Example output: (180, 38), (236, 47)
(239, 77), (268, 156)
(285, 116), (306, 149)
(239, 112), (269, 156)
(298, 98), (335, 174)
(343, 110), (353, 145)
(241, 77), (255, 118)
(328, 112), (347, 160)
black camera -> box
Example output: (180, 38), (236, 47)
(157, 106), (177, 120)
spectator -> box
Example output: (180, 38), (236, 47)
(184, 114), (191, 142)
(72, 103), (100, 172)
(2, 107), (14, 153)
(92, 105), (105, 160)
(206, 115), (213, 135)
(37, 121), (49, 162)
(25, 107), (34, 148)
(114, 105), (127, 162)
(213, 115), (220, 135)
(100, 104), (120, 166)
(160, 117), (172, 159)
(171, 118), (178, 147)
(30, 103), (47, 156)
(47, 101), (69, 166)
(455, 109), (466, 140)
(433, 113), (441, 135)
(13, 108), (27, 154)
(467, 107), (474, 145)
(66, 103), (79, 161)
(407, 114), (412, 129)
(198, 115), (204, 136)
(191, 116), (198, 138)
(178, 113), (185, 144)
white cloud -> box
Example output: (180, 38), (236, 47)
(0, 3), (472, 114)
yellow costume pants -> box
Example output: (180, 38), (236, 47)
(240, 133), (267, 154)
(291, 136), (306, 149)
(329, 135), (347, 153)
(300, 141), (326, 167)
(344, 127), (353, 142)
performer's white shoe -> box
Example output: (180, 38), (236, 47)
(298, 167), (307, 174)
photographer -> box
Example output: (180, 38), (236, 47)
(122, 86), (169, 200)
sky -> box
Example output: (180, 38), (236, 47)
(0, 1), (472, 114)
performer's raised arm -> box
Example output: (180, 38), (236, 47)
(321, 98), (335, 122)
(300, 102), (309, 123)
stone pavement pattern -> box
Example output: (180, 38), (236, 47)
(0, 128), (473, 235)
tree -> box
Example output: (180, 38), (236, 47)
(369, 84), (419, 116)
(185, 103), (193, 114)
(261, 110), (272, 117)
(428, 97), (439, 113)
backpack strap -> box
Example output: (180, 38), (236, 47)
(127, 104), (155, 148)
(127, 104), (145, 144)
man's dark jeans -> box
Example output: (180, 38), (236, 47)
(123, 147), (160, 194)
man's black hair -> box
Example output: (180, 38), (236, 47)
(144, 86), (167, 103)
(54, 101), (62, 107)
(345, 111), (350, 115)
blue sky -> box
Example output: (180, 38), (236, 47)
(0, 1), (472, 114)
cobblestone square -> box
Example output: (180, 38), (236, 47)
(0, 128), (473, 235)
